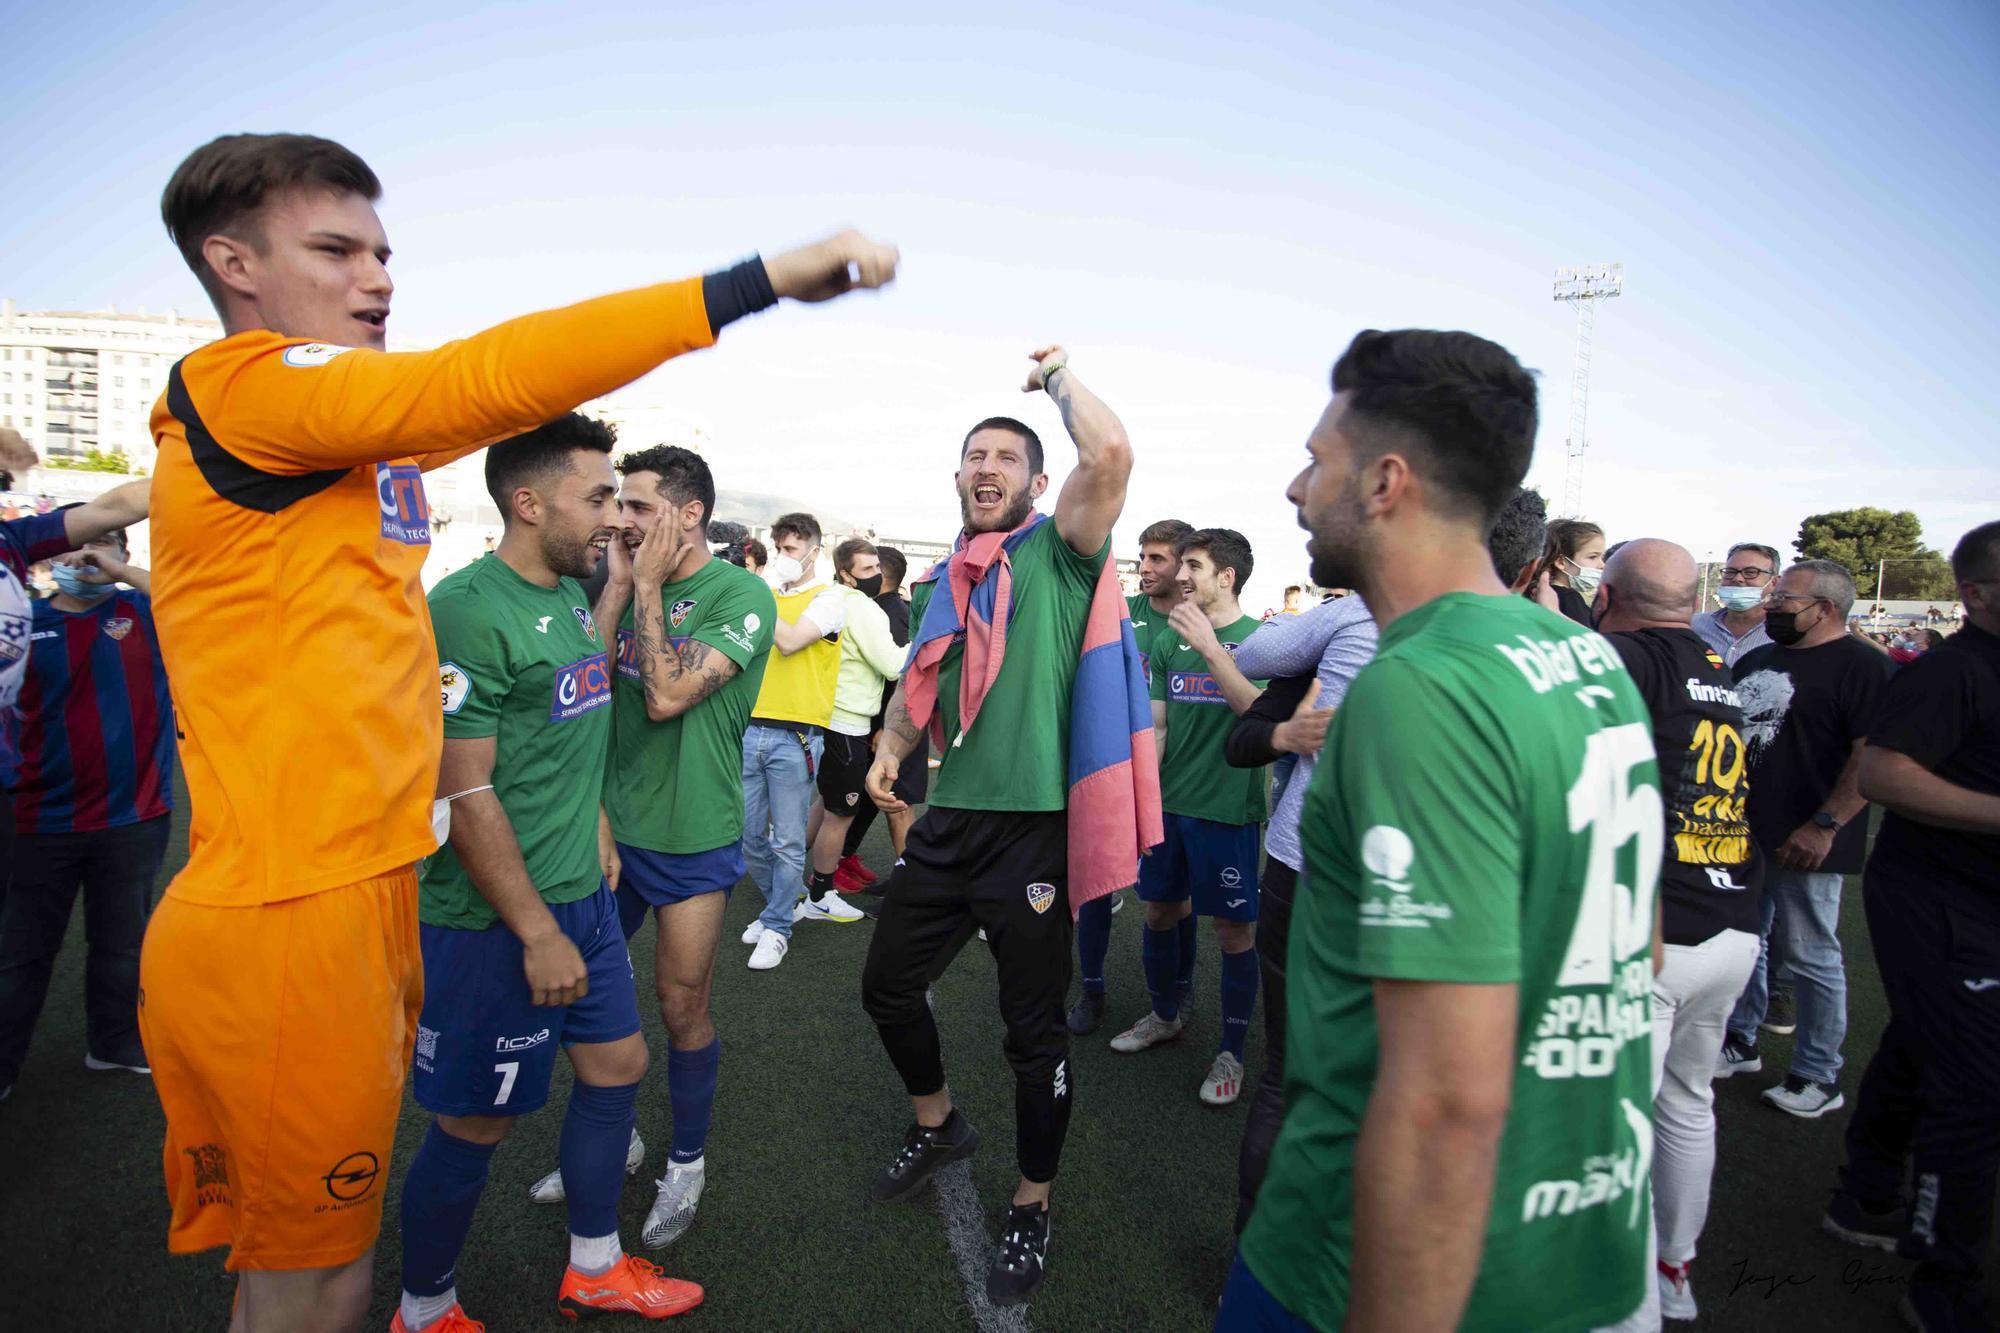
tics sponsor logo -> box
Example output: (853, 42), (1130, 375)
(1026, 881), (1057, 915)
(670, 598), (697, 629)
(615, 627), (640, 679)
(375, 462), (431, 546)
(184, 1142), (231, 1208)
(549, 654), (613, 722)
(1167, 670), (1229, 704)
(574, 606), (597, 640)
(322, 1151), (381, 1204)
(102, 616), (134, 641)
(1522, 1099), (1653, 1228)
(496, 1028), (551, 1053)
(438, 662), (471, 715)
(281, 341), (355, 368)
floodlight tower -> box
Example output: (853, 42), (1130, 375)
(1552, 263), (1624, 517)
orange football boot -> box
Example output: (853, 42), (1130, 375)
(389, 1303), (485, 1333)
(558, 1255), (703, 1321)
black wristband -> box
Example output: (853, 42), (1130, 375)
(701, 257), (778, 336)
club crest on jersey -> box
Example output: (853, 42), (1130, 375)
(439, 661), (471, 715)
(670, 598), (697, 629)
(1026, 881), (1057, 915)
(574, 606), (597, 640)
(549, 654), (613, 722)
(102, 616), (134, 641)
(375, 462), (431, 546)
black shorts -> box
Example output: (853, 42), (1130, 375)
(817, 730), (875, 815)
(893, 738), (930, 805)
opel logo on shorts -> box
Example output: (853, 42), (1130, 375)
(324, 1151), (381, 1201)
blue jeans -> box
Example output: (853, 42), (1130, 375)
(1727, 868), (1847, 1085)
(740, 724), (822, 941)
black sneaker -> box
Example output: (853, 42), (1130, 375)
(1822, 1191), (1908, 1251)
(868, 1110), (979, 1204)
(986, 1202), (1050, 1307)
(1761, 992), (1798, 1036)
(1713, 1037), (1761, 1080)
(1066, 991), (1106, 1036)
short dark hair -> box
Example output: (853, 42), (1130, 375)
(743, 538), (768, 568)
(1284, 585), (1302, 597)
(875, 544), (908, 590)
(771, 512), (822, 548)
(1917, 627), (1945, 650)
(1727, 542), (1781, 572)
(1180, 527), (1254, 595)
(1138, 518), (1195, 550)
(833, 536), (877, 577)
(162, 134), (382, 303)
(1331, 329), (1538, 525)
(1487, 486), (1548, 584)
(961, 417), (1044, 476)
(485, 413), (616, 523)
(618, 445), (716, 532)
(1951, 520), (2000, 585)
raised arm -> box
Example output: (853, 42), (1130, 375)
(1026, 347), (1133, 558)
(63, 479), (151, 546)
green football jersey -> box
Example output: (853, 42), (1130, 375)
(1150, 612), (1268, 825)
(421, 555), (613, 929)
(914, 519), (1107, 812)
(607, 556), (775, 854)
(1125, 591), (1174, 681)
(1240, 592), (1660, 1332)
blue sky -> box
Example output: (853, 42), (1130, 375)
(5, 0), (1995, 596)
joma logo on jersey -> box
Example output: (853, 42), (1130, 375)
(549, 655), (613, 722)
(1167, 670), (1228, 703)
(375, 462), (431, 546)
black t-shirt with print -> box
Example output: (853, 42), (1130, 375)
(1608, 626), (1764, 944)
(1866, 623), (2000, 912)
(1733, 636), (1892, 874)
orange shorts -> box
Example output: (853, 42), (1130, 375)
(138, 868), (422, 1271)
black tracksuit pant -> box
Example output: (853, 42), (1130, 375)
(1840, 871), (2000, 1298)
(862, 806), (1074, 1184)
(1235, 856), (1297, 1233)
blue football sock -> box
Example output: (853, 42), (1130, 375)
(399, 1121), (500, 1298)
(1220, 947), (1259, 1060)
(1076, 897), (1113, 996)
(1177, 915), (1198, 996)
(668, 1037), (721, 1165)
(562, 1079), (640, 1240)
(1142, 925), (1181, 1021)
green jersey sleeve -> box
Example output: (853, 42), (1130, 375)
(1150, 635), (1169, 701)
(1038, 521), (1110, 595)
(431, 586), (514, 740)
(691, 574), (777, 671)
(1332, 665), (1524, 983)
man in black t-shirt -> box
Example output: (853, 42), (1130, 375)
(1718, 559), (1890, 1119)
(1596, 540), (1764, 1322)
(1825, 521), (2000, 1332)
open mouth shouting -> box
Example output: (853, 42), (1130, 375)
(351, 307), (388, 343)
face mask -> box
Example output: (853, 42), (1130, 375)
(1568, 565), (1603, 598)
(767, 554), (805, 586)
(52, 563), (116, 603)
(430, 784), (494, 850)
(1715, 585), (1765, 612)
(1765, 609), (1807, 646)
(854, 574), (883, 598)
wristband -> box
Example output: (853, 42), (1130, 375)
(1039, 357), (1069, 391)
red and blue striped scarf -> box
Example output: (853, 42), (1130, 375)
(904, 512), (1163, 915)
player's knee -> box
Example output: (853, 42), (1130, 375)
(861, 961), (920, 1026)
(1214, 921), (1255, 953)
(1143, 901), (1184, 931)
(437, 1112), (515, 1145)
(657, 983), (712, 1046)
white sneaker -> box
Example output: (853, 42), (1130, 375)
(741, 920), (765, 946)
(1111, 893), (1124, 915)
(1199, 1051), (1244, 1106)
(84, 1053), (151, 1075)
(748, 932), (789, 971)
(640, 1158), (706, 1249)
(1657, 1259), (1698, 1321)
(1762, 1075), (1844, 1119)
(528, 1126), (646, 1204)
(798, 892), (864, 923)
(1109, 1011), (1185, 1053)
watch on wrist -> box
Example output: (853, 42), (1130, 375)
(1812, 811), (1840, 831)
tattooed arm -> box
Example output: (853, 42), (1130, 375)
(631, 573), (741, 722)
(865, 682), (924, 813)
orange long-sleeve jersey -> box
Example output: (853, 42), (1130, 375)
(150, 277), (720, 905)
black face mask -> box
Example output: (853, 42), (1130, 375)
(1765, 608), (1808, 646)
(854, 574), (883, 599)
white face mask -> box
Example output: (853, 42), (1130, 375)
(1568, 565), (1604, 598)
(1715, 585), (1765, 612)
(430, 785), (494, 849)
(767, 553), (805, 586)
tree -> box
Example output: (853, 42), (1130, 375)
(1795, 508), (1951, 599)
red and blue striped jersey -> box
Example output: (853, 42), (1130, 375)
(11, 589), (176, 834)
(3, 510), (76, 787)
